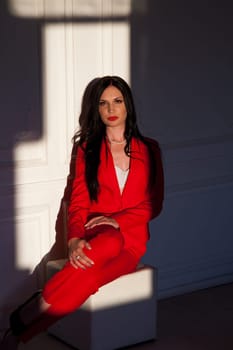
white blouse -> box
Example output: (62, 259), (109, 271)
(114, 165), (129, 193)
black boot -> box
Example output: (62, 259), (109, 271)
(9, 291), (42, 337)
(0, 329), (18, 350)
(0, 290), (42, 349)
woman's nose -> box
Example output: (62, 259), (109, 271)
(108, 103), (114, 113)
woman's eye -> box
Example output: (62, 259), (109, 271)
(115, 99), (123, 104)
(99, 101), (106, 106)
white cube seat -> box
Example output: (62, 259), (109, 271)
(47, 259), (157, 350)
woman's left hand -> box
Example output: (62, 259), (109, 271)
(85, 216), (119, 230)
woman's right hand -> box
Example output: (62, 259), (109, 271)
(68, 237), (94, 270)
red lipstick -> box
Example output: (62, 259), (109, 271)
(107, 116), (118, 121)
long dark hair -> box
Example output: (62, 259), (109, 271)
(73, 76), (156, 201)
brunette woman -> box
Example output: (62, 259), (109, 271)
(1, 76), (164, 349)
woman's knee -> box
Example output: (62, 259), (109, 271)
(86, 225), (124, 259)
(101, 228), (124, 256)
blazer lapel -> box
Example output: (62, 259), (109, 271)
(98, 138), (148, 205)
(99, 140), (122, 198)
(121, 138), (149, 206)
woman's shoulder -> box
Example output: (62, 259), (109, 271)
(136, 136), (161, 152)
(71, 141), (86, 161)
(74, 140), (86, 151)
(143, 136), (160, 147)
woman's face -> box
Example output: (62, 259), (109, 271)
(98, 85), (127, 128)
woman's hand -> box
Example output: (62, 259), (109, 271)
(85, 216), (119, 230)
(68, 237), (94, 269)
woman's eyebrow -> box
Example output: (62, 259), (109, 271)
(99, 95), (123, 101)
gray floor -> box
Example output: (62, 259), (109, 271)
(15, 282), (233, 349)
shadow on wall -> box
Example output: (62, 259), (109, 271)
(0, 0), (43, 317)
(131, 0), (233, 143)
(0, 0), (133, 322)
(130, 0), (233, 293)
(0, 0), (71, 318)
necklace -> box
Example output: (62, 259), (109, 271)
(107, 138), (126, 145)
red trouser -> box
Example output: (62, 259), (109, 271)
(21, 225), (139, 342)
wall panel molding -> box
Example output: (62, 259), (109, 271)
(166, 174), (233, 196)
(158, 254), (233, 299)
(162, 134), (233, 195)
(162, 133), (233, 151)
(14, 205), (50, 271)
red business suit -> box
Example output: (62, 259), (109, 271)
(21, 137), (163, 341)
(67, 137), (164, 258)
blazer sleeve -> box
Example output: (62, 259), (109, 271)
(112, 141), (164, 231)
(67, 145), (90, 242)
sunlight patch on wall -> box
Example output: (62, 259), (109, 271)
(8, 0), (131, 19)
(15, 206), (50, 271)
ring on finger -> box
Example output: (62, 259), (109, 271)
(76, 255), (81, 260)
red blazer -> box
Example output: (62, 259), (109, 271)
(67, 137), (164, 259)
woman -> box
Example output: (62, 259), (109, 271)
(1, 76), (164, 349)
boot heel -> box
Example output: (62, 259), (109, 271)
(10, 290), (42, 336)
(0, 328), (18, 350)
